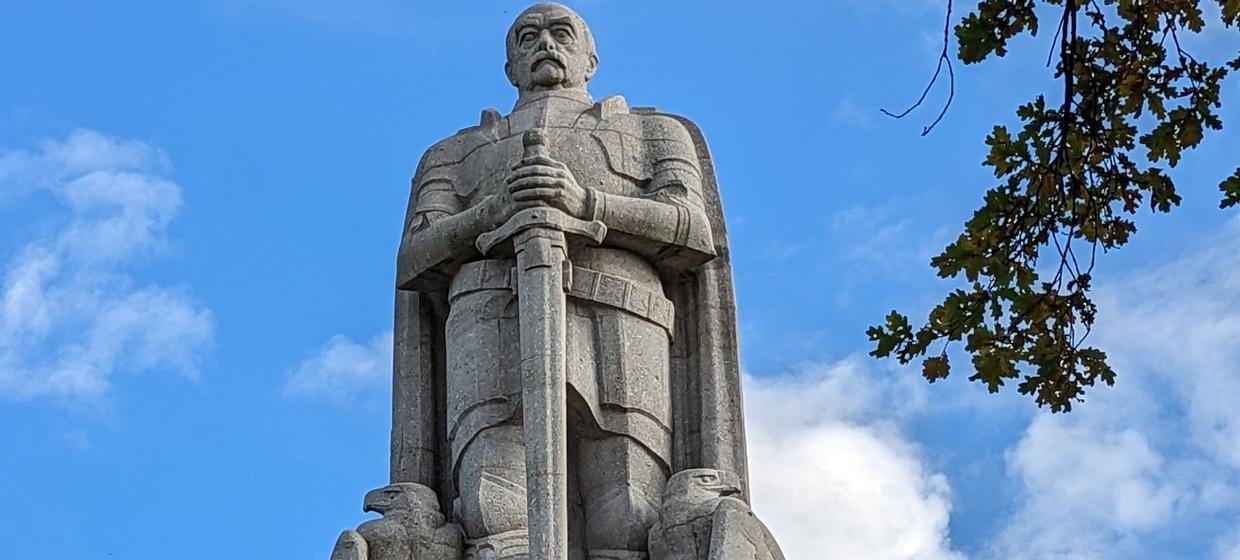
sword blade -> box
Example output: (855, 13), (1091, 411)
(514, 226), (570, 559)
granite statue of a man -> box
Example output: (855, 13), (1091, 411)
(332, 4), (782, 559)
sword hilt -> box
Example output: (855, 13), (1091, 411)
(476, 208), (606, 256)
(476, 129), (607, 255)
(523, 129), (549, 160)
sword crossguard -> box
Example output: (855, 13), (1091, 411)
(476, 207), (607, 256)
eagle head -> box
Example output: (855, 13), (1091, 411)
(664, 468), (744, 505)
(362, 483), (437, 516)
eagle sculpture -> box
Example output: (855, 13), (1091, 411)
(330, 483), (462, 560)
(648, 469), (784, 560)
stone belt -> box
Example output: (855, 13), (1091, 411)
(450, 259), (675, 335)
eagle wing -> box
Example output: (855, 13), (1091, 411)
(707, 501), (785, 560)
(330, 529), (368, 560)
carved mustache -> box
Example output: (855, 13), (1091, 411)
(531, 50), (568, 71)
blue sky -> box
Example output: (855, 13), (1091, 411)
(2, 1), (1238, 558)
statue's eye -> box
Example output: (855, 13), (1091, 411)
(552, 28), (572, 43)
(520, 31), (538, 46)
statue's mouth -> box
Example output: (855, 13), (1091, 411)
(532, 53), (566, 72)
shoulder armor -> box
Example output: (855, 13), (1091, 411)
(586, 95), (630, 120)
(640, 113), (696, 147)
(479, 108), (504, 130)
(590, 98), (650, 182)
(640, 113), (700, 179)
(415, 110), (504, 177)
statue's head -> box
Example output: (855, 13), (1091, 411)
(505, 3), (598, 94)
(362, 483), (437, 516)
(664, 468), (744, 504)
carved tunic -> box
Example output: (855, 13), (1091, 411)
(398, 91), (717, 473)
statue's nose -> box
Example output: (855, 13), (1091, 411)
(538, 29), (557, 50)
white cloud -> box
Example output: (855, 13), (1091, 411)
(991, 417), (1184, 559)
(0, 130), (212, 400)
(990, 216), (1240, 558)
(1219, 528), (1240, 560)
(829, 203), (954, 273)
(1094, 219), (1240, 471)
(746, 358), (964, 560)
(284, 331), (392, 401)
(0, 129), (167, 200)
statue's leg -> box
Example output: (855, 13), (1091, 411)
(577, 434), (668, 559)
(457, 424), (530, 559)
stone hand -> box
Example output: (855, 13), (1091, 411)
(504, 154), (590, 219)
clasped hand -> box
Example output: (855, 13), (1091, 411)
(496, 153), (590, 221)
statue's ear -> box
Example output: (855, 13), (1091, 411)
(505, 61), (518, 87)
(585, 54), (598, 81)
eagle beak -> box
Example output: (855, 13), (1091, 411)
(713, 473), (744, 498)
(362, 488), (387, 514)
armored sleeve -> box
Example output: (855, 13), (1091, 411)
(590, 114), (716, 270)
(397, 145), (502, 292)
(406, 166), (462, 234)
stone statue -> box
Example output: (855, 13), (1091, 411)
(333, 3), (781, 559)
(647, 470), (784, 560)
(331, 483), (463, 560)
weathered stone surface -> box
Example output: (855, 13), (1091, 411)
(331, 483), (463, 560)
(334, 3), (780, 558)
(648, 469), (784, 560)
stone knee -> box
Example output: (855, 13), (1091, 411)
(579, 436), (668, 557)
(456, 425), (528, 540)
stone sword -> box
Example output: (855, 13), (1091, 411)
(475, 129), (606, 559)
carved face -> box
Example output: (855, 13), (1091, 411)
(363, 485), (405, 515)
(505, 3), (597, 93)
(362, 483), (434, 515)
(665, 468), (744, 504)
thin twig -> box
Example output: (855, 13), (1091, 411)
(1046, 8), (1067, 67)
(881, 0), (956, 136)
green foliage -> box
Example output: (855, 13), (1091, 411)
(956, 0), (1038, 62)
(871, 0), (1237, 412)
(1222, 167), (1240, 207)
